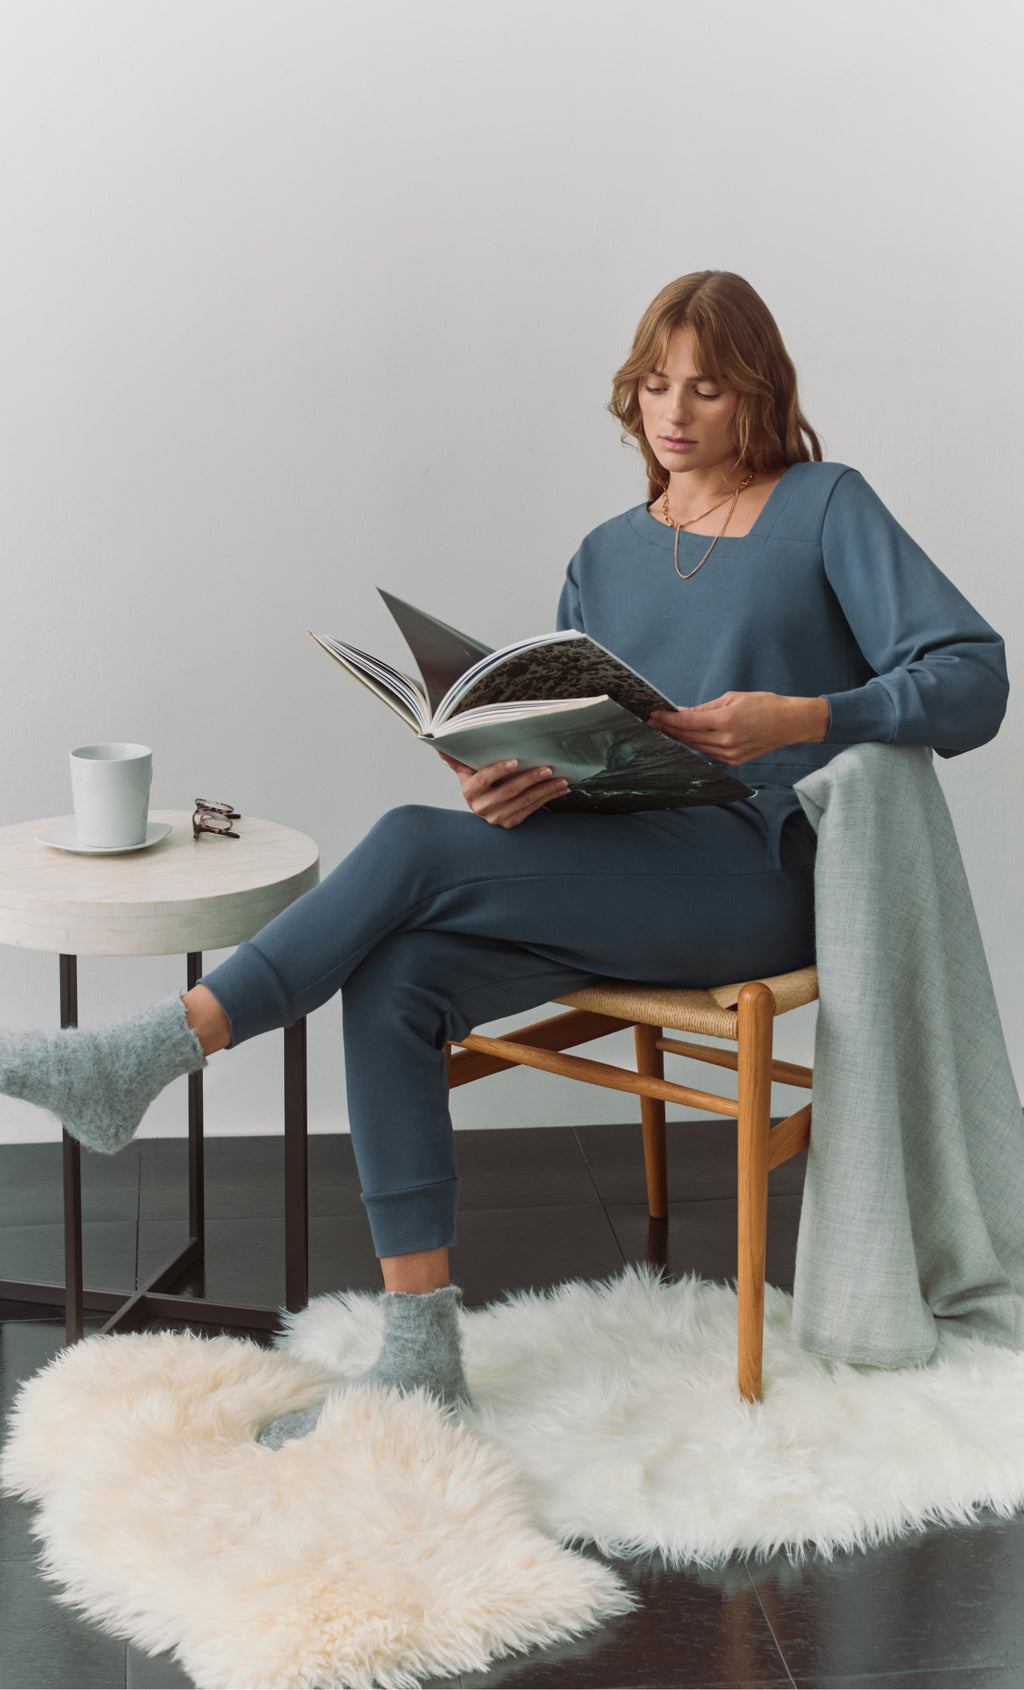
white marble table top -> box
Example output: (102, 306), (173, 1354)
(0, 811), (320, 957)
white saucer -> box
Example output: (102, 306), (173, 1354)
(35, 820), (174, 856)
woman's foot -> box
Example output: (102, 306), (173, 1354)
(258, 1284), (473, 1448)
(0, 993), (207, 1154)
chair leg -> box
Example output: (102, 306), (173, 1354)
(736, 983), (774, 1402)
(283, 1018), (309, 1314)
(634, 1023), (668, 1218)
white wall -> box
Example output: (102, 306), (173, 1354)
(1, 0), (1021, 1143)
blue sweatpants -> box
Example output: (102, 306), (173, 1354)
(199, 799), (816, 1257)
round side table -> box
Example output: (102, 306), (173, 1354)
(0, 809), (319, 1342)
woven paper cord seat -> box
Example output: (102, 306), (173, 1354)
(447, 963), (819, 1401)
(556, 964), (819, 1041)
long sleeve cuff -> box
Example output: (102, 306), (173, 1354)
(823, 679), (898, 746)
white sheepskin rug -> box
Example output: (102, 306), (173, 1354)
(5, 1265), (1024, 1687)
(1, 1327), (633, 1689)
(279, 1265), (1024, 1565)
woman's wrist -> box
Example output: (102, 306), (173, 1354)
(788, 695), (830, 746)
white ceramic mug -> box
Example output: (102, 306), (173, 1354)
(69, 743), (153, 848)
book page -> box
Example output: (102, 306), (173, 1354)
(307, 632), (428, 732)
(441, 632), (677, 724)
(378, 590), (493, 720)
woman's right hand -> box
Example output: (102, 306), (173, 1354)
(436, 752), (570, 828)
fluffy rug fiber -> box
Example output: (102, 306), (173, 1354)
(5, 1264), (1024, 1688)
(1, 1326), (632, 1689)
(280, 1265), (1024, 1563)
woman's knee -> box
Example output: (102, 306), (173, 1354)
(363, 803), (465, 861)
(353, 804), (492, 901)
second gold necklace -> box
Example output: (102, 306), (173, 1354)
(661, 471), (755, 579)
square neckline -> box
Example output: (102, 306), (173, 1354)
(642, 463), (795, 544)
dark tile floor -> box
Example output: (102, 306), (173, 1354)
(1, 1122), (1022, 1690)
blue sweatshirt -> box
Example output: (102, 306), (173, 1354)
(556, 461), (1008, 811)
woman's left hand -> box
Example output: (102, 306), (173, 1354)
(649, 693), (830, 767)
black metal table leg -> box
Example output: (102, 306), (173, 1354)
(60, 954), (83, 1345)
(284, 1017), (309, 1313)
(1, 953), (308, 1338)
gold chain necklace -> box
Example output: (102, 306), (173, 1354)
(660, 471), (755, 579)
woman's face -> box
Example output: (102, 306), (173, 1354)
(637, 325), (740, 482)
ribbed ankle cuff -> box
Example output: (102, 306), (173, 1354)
(197, 941), (293, 1047)
(361, 1177), (460, 1257)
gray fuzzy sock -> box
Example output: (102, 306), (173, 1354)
(0, 992), (207, 1155)
(258, 1284), (473, 1449)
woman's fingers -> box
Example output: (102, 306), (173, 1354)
(483, 773), (571, 827)
(648, 693), (809, 765)
(437, 751), (569, 825)
(466, 757), (528, 794)
(436, 751), (475, 774)
(494, 776), (571, 828)
(650, 703), (751, 761)
(470, 762), (570, 826)
(649, 702), (730, 743)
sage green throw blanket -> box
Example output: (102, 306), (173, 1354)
(792, 743), (1024, 1367)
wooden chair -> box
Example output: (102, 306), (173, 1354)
(446, 964), (818, 1401)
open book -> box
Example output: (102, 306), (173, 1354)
(308, 590), (754, 813)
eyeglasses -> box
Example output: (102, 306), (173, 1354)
(193, 799), (241, 839)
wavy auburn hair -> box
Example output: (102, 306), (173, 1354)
(609, 272), (823, 500)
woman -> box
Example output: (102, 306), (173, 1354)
(0, 272), (1008, 1444)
